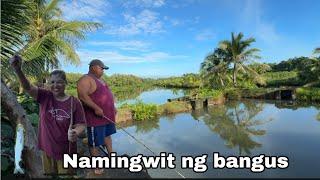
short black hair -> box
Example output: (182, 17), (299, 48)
(49, 70), (67, 83)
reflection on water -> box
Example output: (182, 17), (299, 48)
(200, 101), (270, 155)
(115, 88), (187, 107)
(113, 91), (320, 178)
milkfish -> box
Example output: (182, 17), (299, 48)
(14, 123), (25, 174)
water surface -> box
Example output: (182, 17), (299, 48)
(111, 90), (320, 178)
(116, 88), (185, 107)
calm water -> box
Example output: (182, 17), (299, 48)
(115, 88), (185, 107)
(112, 89), (320, 178)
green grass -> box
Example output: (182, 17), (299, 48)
(157, 101), (192, 114)
(197, 88), (224, 99)
(295, 87), (320, 102)
(120, 101), (158, 121)
(263, 71), (301, 87)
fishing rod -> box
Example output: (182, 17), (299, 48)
(102, 115), (186, 178)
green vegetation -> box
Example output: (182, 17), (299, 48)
(198, 32), (319, 92)
(154, 73), (201, 88)
(296, 88), (320, 102)
(104, 74), (154, 101)
(263, 71), (300, 87)
(200, 48), (231, 87)
(120, 101), (158, 121)
(200, 32), (266, 89)
(189, 88), (224, 100)
(1, 0), (100, 88)
(219, 32), (262, 87)
(158, 101), (192, 115)
(268, 56), (320, 86)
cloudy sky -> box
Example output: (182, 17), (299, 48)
(60, 0), (320, 77)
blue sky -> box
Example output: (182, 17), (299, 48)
(60, 0), (320, 78)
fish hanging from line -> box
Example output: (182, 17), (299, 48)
(14, 123), (25, 174)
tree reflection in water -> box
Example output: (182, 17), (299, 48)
(199, 100), (273, 155)
(134, 118), (160, 133)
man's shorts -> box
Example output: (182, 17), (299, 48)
(87, 123), (116, 147)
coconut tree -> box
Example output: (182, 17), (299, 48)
(23, 0), (101, 84)
(2, 0), (101, 85)
(200, 48), (231, 88)
(219, 32), (261, 87)
(1, 0), (32, 81)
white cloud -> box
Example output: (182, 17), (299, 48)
(60, 0), (110, 20)
(164, 16), (183, 26)
(88, 41), (151, 51)
(105, 10), (164, 36)
(77, 49), (187, 64)
(195, 29), (215, 41)
(122, 0), (165, 8)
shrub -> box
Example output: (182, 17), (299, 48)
(158, 101), (192, 114)
(296, 88), (320, 102)
(120, 101), (158, 121)
(224, 88), (242, 100)
(197, 88), (223, 99)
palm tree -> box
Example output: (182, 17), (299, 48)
(219, 32), (261, 87)
(2, 0), (101, 85)
(200, 48), (231, 87)
(23, 0), (101, 83)
(1, 0), (32, 81)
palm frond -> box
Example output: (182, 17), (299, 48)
(42, 0), (62, 18)
(1, 0), (33, 80)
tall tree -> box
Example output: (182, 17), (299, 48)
(200, 48), (231, 87)
(2, 0), (101, 84)
(23, 0), (101, 83)
(219, 32), (261, 87)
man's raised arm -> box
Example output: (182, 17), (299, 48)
(10, 55), (38, 99)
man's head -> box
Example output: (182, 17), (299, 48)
(89, 59), (109, 78)
(48, 70), (67, 97)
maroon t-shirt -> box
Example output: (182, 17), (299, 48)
(37, 88), (86, 160)
(83, 74), (116, 127)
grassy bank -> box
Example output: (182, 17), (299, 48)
(119, 101), (192, 121)
(296, 87), (320, 102)
(263, 71), (302, 87)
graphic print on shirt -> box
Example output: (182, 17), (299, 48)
(49, 108), (70, 121)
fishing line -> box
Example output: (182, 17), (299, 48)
(102, 115), (186, 178)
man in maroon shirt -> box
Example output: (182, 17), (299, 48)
(11, 55), (86, 176)
(77, 59), (117, 175)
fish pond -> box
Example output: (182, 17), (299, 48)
(112, 89), (319, 178)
